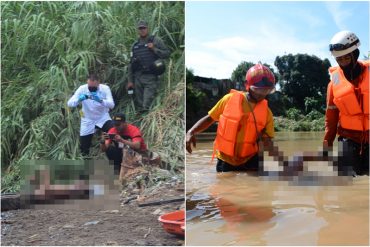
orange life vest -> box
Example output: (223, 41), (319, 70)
(214, 90), (268, 159)
(330, 60), (370, 131)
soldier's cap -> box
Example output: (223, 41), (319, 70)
(112, 113), (126, 125)
(137, 20), (148, 28)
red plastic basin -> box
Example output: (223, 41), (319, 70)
(158, 210), (185, 237)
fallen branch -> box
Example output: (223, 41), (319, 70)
(144, 227), (151, 238)
(138, 197), (184, 207)
(123, 196), (137, 204)
(2, 220), (16, 224)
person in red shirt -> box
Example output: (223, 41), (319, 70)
(100, 113), (148, 174)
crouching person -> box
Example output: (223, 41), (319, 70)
(100, 113), (149, 174)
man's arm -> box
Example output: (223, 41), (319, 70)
(67, 86), (83, 108)
(152, 36), (171, 59)
(258, 112), (278, 157)
(117, 137), (141, 150)
(324, 83), (339, 146)
(101, 85), (115, 109)
(186, 115), (215, 153)
(100, 133), (109, 152)
(127, 63), (134, 89)
(127, 44), (135, 90)
(119, 126), (143, 150)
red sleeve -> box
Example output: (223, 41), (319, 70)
(324, 82), (339, 146)
(128, 125), (147, 150)
(107, 128), (117, 134)
(129, 126), (143, 143)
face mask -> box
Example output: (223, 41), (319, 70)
(88, 86), (98, 92)
(248, 91), (265, 103)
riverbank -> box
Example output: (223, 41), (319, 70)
(274, 115), (325, 131)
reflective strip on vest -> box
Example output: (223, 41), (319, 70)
(331, 72), (340, 85)
(330, 60), (370, 131)
(327, 105), (338, 110)
(214, 90), (268, 159)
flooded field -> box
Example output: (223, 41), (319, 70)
(186, 132), (369, 245)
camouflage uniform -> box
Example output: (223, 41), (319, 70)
(128, 35), (170, 112)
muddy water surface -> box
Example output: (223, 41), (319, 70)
(186, 132), (369, 246)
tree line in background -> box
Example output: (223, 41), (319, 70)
(187, 53), (331, 131)
(1, 1), (184, 192)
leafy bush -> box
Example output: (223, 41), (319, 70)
(285, 108), (303, 121)
(274, 112), (325, 132)
(305, 109), (324, 121)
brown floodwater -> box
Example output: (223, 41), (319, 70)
(186, 132), (369, 246)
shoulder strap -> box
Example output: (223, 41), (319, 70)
(132, 41), (139, 51)
(245, 94), (265, 143)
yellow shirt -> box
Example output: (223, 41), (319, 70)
(208, 92), (275, 165)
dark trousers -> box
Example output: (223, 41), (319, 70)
(105, 145), (123, 175)
(134, 73), (159, 112)
(216, 154), (260, 172)
(80, 120), (114, 156)
(338, 136), (369, 176)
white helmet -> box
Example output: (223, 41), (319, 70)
(329, 31), (361, 58)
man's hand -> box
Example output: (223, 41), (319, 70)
(186, 131), (197, 154)
(100, 133), (109, 152)
(323, 140), (333, 147)
(114, 135), (124, 143)
(78, 94), (88, 102)
(126, 82), (134, 90)
(185, 115), (215, 154)
(261, 136), (273, 147)
(90, 92), (102, 103)
(102, 132), (109, 141)
(147, 43), (154, 49)
(322, 140), (333, 156)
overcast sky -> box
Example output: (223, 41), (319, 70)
(185, 1), (369, 79)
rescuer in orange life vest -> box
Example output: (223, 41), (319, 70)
(324, 30), (369, 176)
(186, 64), (276, 172)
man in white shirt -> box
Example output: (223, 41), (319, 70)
(67, 74), (115, 156)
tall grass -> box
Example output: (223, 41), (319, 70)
(1, 1), (184, 192)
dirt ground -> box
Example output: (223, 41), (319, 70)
(1, 178), (184, 246)
(1, 206), (183, 246)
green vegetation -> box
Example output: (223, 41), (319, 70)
(274, 109), (325, 132)
(1, 1), (184, 192)
(186, 69), (206, 113)
(271, 54), (329, 131)
(274, 54), (330, 113)
(231, 61), (279, 87)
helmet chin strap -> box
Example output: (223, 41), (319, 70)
(341, 50), (361, 82)
(247, 91), (261, 103)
